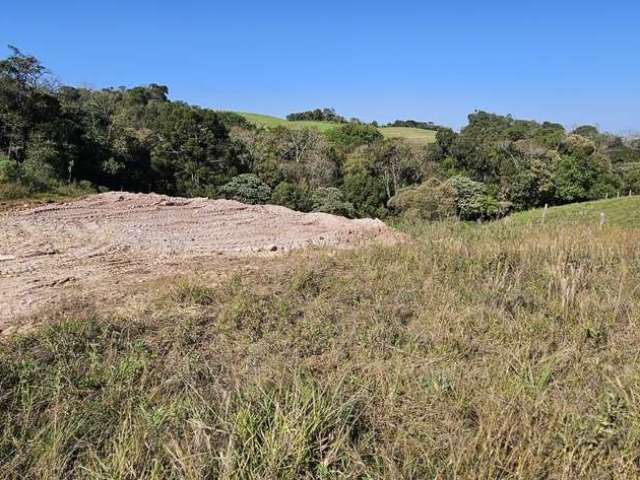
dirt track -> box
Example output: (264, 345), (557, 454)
(1, 192), (398, 328)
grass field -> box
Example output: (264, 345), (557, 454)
(509, 195), (640, 229)
(238, 112), (340, 132)
(2, 217), (640, 478)
(378, 126), (437, 144)
(236, 112), (437, 145)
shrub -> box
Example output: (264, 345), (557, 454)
(0, 155), (21, 183)
(388, 178), (456, 221)
(270, 181), (311, 211)
(325, 123), (383, 152)
(311, 187), (356, 218)
(0, 181), (31, 200)
(448, 175), (508, 220)
(219, 174), (272, 204)
(21, 158), (58, 192)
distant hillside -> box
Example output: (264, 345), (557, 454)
(236, 112), (437, 145)
(378, 126), (436, 144)
(508, 196), (640, 229)
(238, 113), (339, 132)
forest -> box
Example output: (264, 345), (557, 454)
(2, 46), (640, 221)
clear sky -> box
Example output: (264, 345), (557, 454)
(2, 1), (639, 133)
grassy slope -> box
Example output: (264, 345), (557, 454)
(238, 112), (339, 132)
(237, 112), (437, 145)
(378, 126), (437, 144)
(2, 218), (640, 478)
(509, 195), (640, 229)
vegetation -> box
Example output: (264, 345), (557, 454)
(388, 177), (456, 221)
(4, 44), (640, 477)
(238, 112), (438, 146)
(219, 173), (272, 204)
(509, 194), (640, 229)
(378, 126), (437, 145)
(286, 107), (347, 123)
(236, 113), (339, 132)
(2, 45), (639, 222)
(2, 217), (640, 478)
(386, 119), (449, 132)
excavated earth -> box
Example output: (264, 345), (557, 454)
(1, 192), (399, 329)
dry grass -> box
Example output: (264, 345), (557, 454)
(1, 220), (640, 478)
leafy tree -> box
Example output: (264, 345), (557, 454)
(342, 151), (388, 218)
(150, 104), (239, 196)
(286, 108), (346, 123)
(0, 46), (60, 165)
(325, 123), (382, 152)
(271, 181), (311, 211)
(572, 125), (602, 141)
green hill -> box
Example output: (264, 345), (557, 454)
(508, 195), (640, 229)
(236, 112), (437, 145)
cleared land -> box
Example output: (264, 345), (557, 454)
(0, 192), (397, 329)
(236, 112), (437, 145)
(509, 195), (640, 229)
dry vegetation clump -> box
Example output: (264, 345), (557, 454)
(1, 220), (640, 479)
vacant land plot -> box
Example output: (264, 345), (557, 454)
(2, 218), (640, 478)
(0, 192), (397, 328)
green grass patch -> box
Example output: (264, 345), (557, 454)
(378, 126), (437, 145)
(508, 195), (640, 229)
(237, 112), (340, 132)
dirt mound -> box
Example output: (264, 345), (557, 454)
(0, 192), (399, 327)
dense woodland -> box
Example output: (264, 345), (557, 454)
(2, 47), (640, 220)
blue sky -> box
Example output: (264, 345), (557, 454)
(2, 1), (639, 132)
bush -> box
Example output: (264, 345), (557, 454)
(448, 175), (508, 220)
(0, 181), (31, 200)
(21, 158), (58, 192)
(388, 178), (456, 221)
(311, 187), (356, 218)
(325, 124), (383, 152)
(0, 155), (21, 183)
(270, 181), (311, 211)
(219, 174), (272, 204)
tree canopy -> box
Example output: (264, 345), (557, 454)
(2, 47), (639, 220)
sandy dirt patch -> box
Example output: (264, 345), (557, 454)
(1, 192), (399, 329)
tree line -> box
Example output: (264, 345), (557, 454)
(285, 108), (347, 123)
(1, 46), (639, 221)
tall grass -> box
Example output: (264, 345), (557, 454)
(1, 220), (640, 478)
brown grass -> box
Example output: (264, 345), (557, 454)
(1, 220), (639, 478)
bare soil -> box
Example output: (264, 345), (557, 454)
(1, 192), (398, 329)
